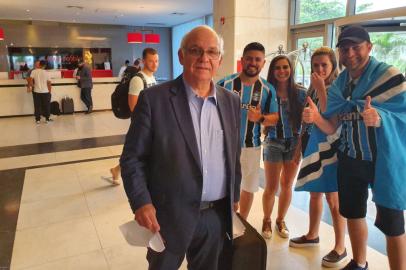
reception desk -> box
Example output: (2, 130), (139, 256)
(0, 77), (119, 117)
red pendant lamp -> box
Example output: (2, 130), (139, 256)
(145, 33), (160, 44)
(0, 28), (4, 40)
(127, 32), (142, 43)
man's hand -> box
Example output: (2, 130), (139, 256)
(302, 97), (320, 124)
(247, 105), (262, 122)
(134, 203), (161, 233)
(262, 112), (279, 126)
(361, 96), (381, 127)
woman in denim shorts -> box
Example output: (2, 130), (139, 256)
(261, 55), (306, 239)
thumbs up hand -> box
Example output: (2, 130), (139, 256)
(302, 97), (320, 124)
(361, 96), (381, 127)
(248, 104), (262, 122)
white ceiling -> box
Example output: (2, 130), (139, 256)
(0, 0), (213, 27)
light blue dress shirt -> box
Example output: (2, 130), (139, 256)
(183, 78), (227, 201)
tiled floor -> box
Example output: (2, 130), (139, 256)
(0, 112), (130, 148)
(0, 112), (395, 270)
(9, 158), (388, 270)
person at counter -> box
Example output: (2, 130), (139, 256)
(76, 60), (93, 114)
(118, 60), (130, 80)
(28, 60), (52, 124)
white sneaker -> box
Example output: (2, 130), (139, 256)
(261, 219), (272, 239)
(275, 220), (289, 238)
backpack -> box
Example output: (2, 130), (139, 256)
(111, 67), (147, 119)
(50, 101), (61, 115)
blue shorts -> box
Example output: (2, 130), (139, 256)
(263, 137), (298, 162)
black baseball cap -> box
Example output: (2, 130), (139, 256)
(336, 25), (370, 48)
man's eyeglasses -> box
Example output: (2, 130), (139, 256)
(184, 47), (221, 60)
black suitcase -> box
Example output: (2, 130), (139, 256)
(219, 213), (267, 270)
(62, 97), (74, 114)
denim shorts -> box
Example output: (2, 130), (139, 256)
(263, 137), (298, 162)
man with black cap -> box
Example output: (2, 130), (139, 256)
(303, 25), (405, 270)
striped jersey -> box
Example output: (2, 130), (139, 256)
(267, 87), (307, 140)
(337, 80), (377, 161)
(217, 73), (278, 148)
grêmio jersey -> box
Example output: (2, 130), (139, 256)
(218, 73), (277, 148)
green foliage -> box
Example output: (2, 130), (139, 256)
(298, 0), (345, 23)
(356, 3), (374, 13)
(370, 32), (406, 72)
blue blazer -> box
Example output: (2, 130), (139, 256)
(120, 75), (242, 253)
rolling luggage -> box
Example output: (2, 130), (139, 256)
(62, 96), (74, 114)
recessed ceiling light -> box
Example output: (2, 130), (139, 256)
(146, 22), (166, 26)
(66, 5), (84, 10)
(171, 12), (185, 15)
(77, 36), (107, 41)
(26, 9), (30, 12)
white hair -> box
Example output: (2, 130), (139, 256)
(180, 25), (224, 56)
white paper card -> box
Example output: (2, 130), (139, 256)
(119, 220), (165, 252)
(232, 212), (246, 239)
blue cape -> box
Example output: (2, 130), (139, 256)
(295, 127), (339, 193)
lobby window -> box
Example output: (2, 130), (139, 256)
(295, 36), (324, 87)
(356, 0), (406, 14)
(294, 0), (347, 24)
(369, 31), (406, 73)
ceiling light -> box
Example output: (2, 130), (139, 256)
(127, 32), (142, 43)
(77, 36), (107, 41)
(26, 9), (30, 12)
(0, 28), (4, 40)
(66, 5), (84, 10)
(171, 12), (185, 15)
(145, 33), (160, 44)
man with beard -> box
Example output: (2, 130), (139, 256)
(303, 25), (405, 270)
(218, 42), (279, 219)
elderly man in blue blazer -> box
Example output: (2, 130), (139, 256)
(120, 25), (241, 270)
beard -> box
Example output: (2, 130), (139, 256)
(242, 66), (260, 77)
